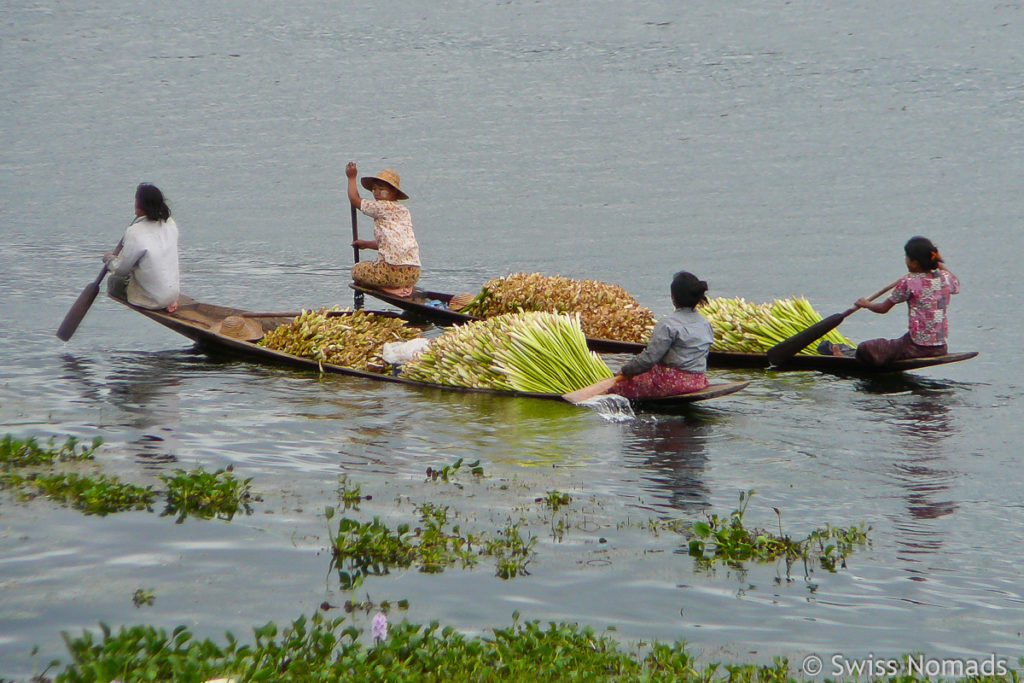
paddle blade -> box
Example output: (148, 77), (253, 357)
(562, 377), (617, 404)
(56, 282), (101, 341)
(766, 312), (847, 366)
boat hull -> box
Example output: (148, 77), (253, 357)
(113, 295), (746, 410)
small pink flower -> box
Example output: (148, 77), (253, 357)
(371, 611), (388, 642)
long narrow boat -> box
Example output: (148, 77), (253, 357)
(350, 284), (978, 373)
(112, 295), (748, 411)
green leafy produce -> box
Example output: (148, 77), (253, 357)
(258, 308), (419, 371)
(699, 296), (854, 354)
(400, 312), (613, 394)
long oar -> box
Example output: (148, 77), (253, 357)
(56, 239), (124, 342)
(562, 376), (617, 404)
(351, 204), (364, 310)
(765, 280), (899, 366)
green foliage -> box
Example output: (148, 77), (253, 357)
(160, 468), (254, 523)
(2, 471), (155, 515)
(541, 490), (571, 512)
(132, 588), (156, 608)
(52, 612), (817, 682)
(329, 516), (415, 589)
(486, 520), (537, 579)
(415, 503), (480, 574)
(688, 490), (870, 576)
(328, 502), (536, 586)
(337, 475), (365, 510)
(2, 434), (257, 525)
(0, 434), (102, 468)
(425, 457), (483, 483)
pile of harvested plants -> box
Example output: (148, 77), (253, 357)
(458, 272), (655, 343)
(258, 308), (420, 371)
(699, 297), (855, 354)
(400, 312), (613, 394)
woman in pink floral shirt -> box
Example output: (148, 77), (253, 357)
(346, 162), (421, 297)
(854, 236), (960, 366)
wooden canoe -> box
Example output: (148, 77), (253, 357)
(111, 294), (746, 411)
(349, 284), (978, 373)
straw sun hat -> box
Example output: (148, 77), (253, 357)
(361, 169), (409, 200)
(216, 315), (264, 341)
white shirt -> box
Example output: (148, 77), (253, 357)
(107, 216), (180, 309)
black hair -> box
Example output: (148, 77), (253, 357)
(904, 235), (940, 271)
(671, 270), (709, 309)
(135, 183), (171, 222)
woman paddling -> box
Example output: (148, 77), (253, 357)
(611, 271), (713, 398)
(345, 162), (421, 298)
(849, 236), (960, 367)
(104, 183), (180, 313)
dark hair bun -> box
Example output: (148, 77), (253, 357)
(671, 271), (709, 308)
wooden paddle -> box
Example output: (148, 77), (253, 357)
(765, 279), (899, 366)
(56, 239), (123, 342)
(562, 377), (618, 404)
(351, 204), (364, 310)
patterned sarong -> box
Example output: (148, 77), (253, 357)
(611, 365), (709, 399)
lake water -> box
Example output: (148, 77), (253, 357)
(2, 1), (1022, 678)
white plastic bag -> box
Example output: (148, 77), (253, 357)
(382, 338), (431, 365)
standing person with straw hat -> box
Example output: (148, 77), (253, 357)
(346, 161), (421, 297)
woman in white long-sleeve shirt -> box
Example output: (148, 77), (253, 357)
(105, 183), (180, 312)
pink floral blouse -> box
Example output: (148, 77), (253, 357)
(889, 270), (960, 346)
(360, 198), (420, 267)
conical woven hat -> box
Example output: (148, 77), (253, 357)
(448, 292), (476, 311)
(217, 315), (264, 341)
(361, 169), (409, 200)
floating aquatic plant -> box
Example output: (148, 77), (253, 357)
(160, 467), (254, 523)
(687, 489), (869, 576)
(0, 434), (102, 468)
(2, 471), (155, 516)
(51, 611), (816, 682)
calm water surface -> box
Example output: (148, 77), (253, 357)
(2, 1), (1022, 678)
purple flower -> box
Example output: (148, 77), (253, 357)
(371, 611), (388, 642)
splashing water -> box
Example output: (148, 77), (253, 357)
(578, 394), (635, 421)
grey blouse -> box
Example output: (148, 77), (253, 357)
(619, 307), (713, 376)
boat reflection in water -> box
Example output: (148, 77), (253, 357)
(620, 416), (713, 515)
(60, 351), (187, 467)
(858, 375), (962, 563)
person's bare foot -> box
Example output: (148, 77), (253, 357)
(166, 300), (179, 314)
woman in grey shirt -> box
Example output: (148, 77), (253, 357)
(611, 271), (713, 398)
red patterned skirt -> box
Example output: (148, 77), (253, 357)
(855, 333), (946, 367)
(610, 365), (709, 399)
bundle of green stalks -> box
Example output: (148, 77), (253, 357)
(458, 272), (655, 344)
(699, 297), (855, 355)
(400, 312), (613, 394)
(258, 308), (420, 371)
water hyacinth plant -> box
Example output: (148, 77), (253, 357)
(160, 468), (254, 523)
(53, 611), (811, 682)
(3, 471), (156, 516)
(0, 434), (102, 468)
(400, 311), (613, 394)
(687, 490), (869, 577)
